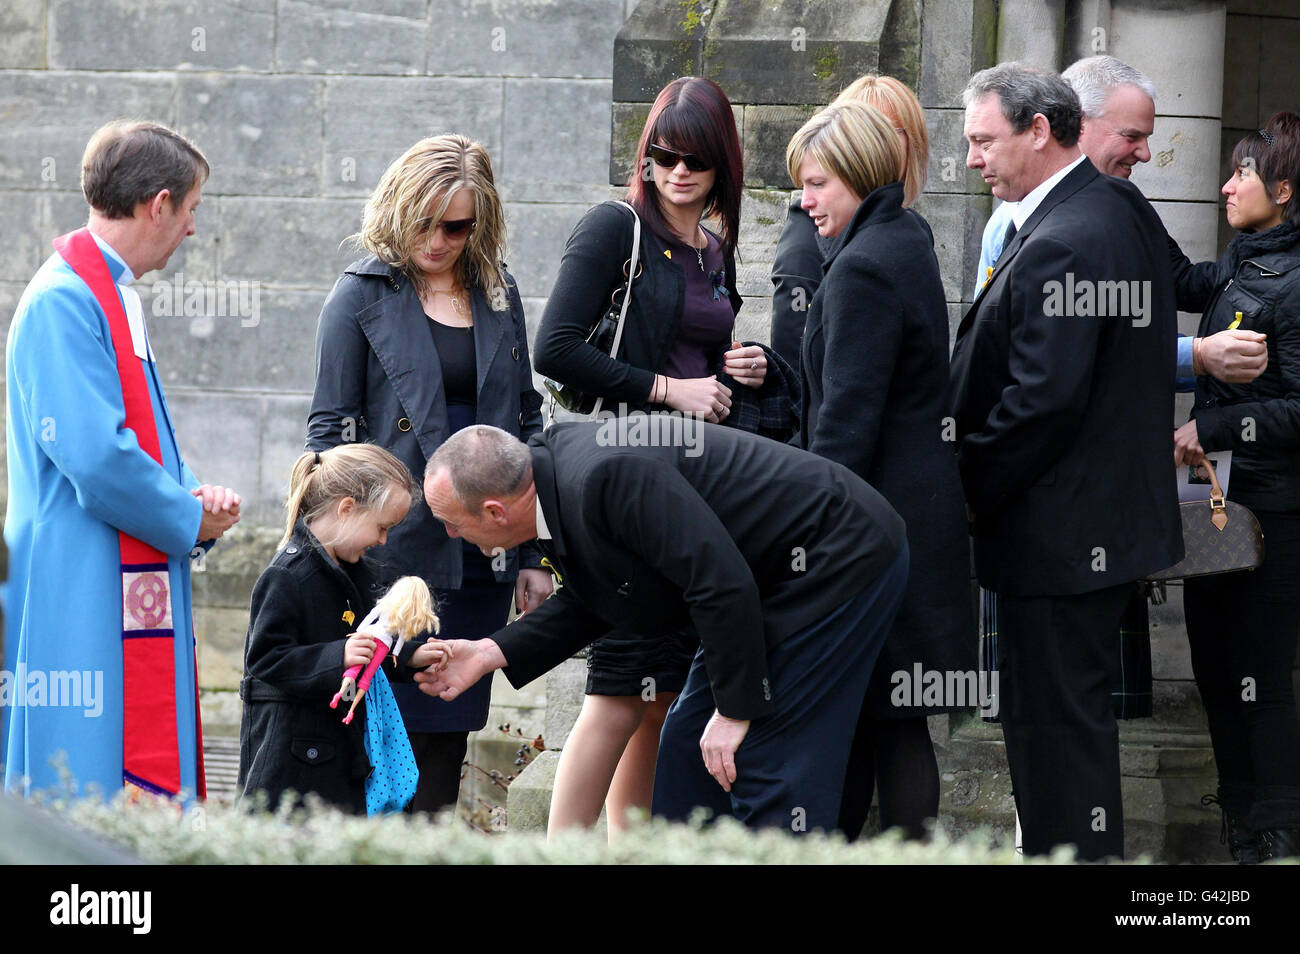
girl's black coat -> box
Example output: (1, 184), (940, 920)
(237, 522), (397, 814)
(799, 182), (976, 717)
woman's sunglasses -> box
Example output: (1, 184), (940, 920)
(420, 217), (476, 238)
(646, 144), (713, 172)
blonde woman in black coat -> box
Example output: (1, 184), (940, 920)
(788, 101), (976, 841)
(308, 135), (548, 815)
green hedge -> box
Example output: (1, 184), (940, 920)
(27, 791), (1089, 865)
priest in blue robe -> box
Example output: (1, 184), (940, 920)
(3, 120), (242, 801)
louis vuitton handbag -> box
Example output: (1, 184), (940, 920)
(1145, 453), (1264, 581)
(544, 201), (642, 417)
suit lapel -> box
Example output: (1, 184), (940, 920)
(955, 159), (1099, 340)
(528, 441), (567, 559)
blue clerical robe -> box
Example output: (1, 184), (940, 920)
(3, 240), (204, 799)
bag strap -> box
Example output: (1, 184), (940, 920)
(591, 200), (641, 418)
(1192, 453), (1229, 530)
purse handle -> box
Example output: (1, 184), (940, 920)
(591, 200), (642, 418)
(1192, 452), (1229, 531)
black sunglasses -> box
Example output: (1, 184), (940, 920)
(646, 143), (713, 173)
(420, 217), (476, 238)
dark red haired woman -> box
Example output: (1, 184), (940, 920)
(533, 76), (764, 839)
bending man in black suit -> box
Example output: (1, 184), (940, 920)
(950, 64), (1183, 860)
(415, 420), (908, 832)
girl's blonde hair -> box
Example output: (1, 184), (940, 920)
(377, 575), (440, 641)
(833, 74), (929, 206)
(281, 444), (417, 551)
(353, 134), (508, 300)
(786, 101), (905, 204)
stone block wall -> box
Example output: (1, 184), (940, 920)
(0, 1), (630, 726)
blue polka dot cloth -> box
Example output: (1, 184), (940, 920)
(363, 667), (419, 815)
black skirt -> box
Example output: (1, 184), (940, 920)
(585, 628), (699, 698)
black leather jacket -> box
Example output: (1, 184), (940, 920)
(532, 201), (742, 407)
(1173, 221), (1300, 512)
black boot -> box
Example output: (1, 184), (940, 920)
(1258, 828), (1300, 861)
(1247, 789), (1300, 861)
(1201, 794), (1262, 864)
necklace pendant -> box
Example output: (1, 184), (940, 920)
(695, 246), (704, 272)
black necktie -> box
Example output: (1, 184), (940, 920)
(1000, 219), (1018, 259)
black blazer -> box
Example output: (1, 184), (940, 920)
(532, 201), (743, 407)
(307, 255), (544, 589)
(800, 182), (974, 709)
(949, 159), (1183, 595)
(490, 421), (907, 719)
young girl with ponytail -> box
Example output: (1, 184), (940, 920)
(237, 444), (448, 814)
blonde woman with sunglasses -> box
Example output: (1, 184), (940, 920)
(307, 134), (548, 816)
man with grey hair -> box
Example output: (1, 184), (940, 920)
(951, 62), (1183, 860)
(976, 56), (1267, 384)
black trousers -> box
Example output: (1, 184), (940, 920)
(404, 732), (469, 816)
(997, 583), (1132, 860)
(1184, 508), (1300, 830)
(652, 547), (908, 832)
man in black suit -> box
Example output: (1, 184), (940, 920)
(415, 420), (909, 831)
(950, 64), (1183, 860)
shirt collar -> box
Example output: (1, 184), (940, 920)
(89, 231), (135, 285)
(1012, 154), (1086, 231)
(535, 495), (552, 540)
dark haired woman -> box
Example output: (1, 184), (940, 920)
(533, 76), (762, 838)
(307, 134), (548, 816)
(1170, 112), (1300, 862)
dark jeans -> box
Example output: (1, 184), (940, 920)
(1184, 508), (1300, 830)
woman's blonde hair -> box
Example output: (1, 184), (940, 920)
(353, 134), (508, 299)
(833, 74), (929, 206)
(281, 444), (417, 551)
(377, 575), (440, 641)
(786, 101), (905, 204)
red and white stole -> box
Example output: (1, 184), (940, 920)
(52, 228), (205, 799)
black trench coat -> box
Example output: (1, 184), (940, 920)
(800, 182), (976, 717)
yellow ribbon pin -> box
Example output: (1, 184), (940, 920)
(1228, 311), (1243, 330)
(540, 557), (563, 583)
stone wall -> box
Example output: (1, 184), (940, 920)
(0, 1), (630, 752)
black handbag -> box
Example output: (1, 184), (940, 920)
(1145, 453), (1264, 581)
(544, 201), (643, 416)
